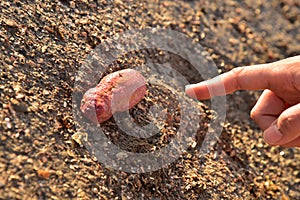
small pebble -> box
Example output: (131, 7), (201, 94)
(10, 98), (28, 112)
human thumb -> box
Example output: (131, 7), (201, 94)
(263, 103), (300, 147)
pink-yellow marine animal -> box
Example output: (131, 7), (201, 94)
(80, 69), (147, 123)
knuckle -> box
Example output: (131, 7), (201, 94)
(231, 67), (245, 74)
(230, 67), (245, 90)
(250, 108), (259, 121)
(290, 71), (300, 93)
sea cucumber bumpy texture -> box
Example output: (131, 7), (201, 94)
(80, 69), (147, 123)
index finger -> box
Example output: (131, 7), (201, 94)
(185, 63), (273, 100)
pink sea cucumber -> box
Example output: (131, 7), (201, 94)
(80, 69), (147, 123)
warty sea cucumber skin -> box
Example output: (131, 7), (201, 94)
(80, 69), (147, 123)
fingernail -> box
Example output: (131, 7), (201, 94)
(185, 84), (195, 91)
(263, 124), (283, 144)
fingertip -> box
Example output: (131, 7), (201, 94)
(185, 82), (210, 99)
(185, 84), (198, 99)
(185, 84), (195, 92)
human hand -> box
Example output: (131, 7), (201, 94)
(185, 56), (300, 147)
